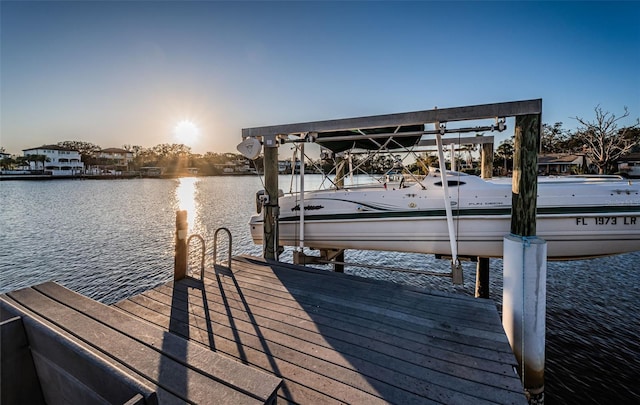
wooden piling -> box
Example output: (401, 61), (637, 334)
(335, 154), (345, 189)
(334, 250), (345, 273)
(477, 140), (494, 299)
(511, 115), (540, 237)
(174, 210), (188, 280)
(263, 137), (280, 260)
(475, 257), (490, 298)
(481, 143), (494, 179)
(504, 113), (546, 404)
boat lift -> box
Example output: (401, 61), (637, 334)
(239, 99), (546, 401)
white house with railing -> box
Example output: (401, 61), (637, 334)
(92, 147), (134, 174)
(22, 145), (84, 175)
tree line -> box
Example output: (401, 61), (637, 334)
(419, 106), (639, 175)
(0, 142), (255, 176)
(2, 106), (638, 175)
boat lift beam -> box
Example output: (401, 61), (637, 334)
(242, 99), (540, 138)
(279, 125), (500, 145)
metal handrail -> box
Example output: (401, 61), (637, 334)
(213, 227), (233, 271)
(187, 234), (206, 280)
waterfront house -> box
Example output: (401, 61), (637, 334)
(215, 157), (255, 174)
(617, 152), (640, 178)
(94, 148), (134, 174)
(278, 160), (292, 174)
(538, 153), (588, 175)
(22, 145), (84, 175)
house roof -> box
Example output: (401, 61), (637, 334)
(23, 144), (78, 152)
(100, 148), (130, 153)
(538, 154), (584, 164)
(619, 152), (640, 162)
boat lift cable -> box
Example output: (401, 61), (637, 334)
(435, 122), (463, 284)
(301, 147), (338, 190)
(362, 136), (409, 185)
(288, 145), (298, 193)
(367, 134), (428, 189)
(386, 137), (429, 189)
(251, 159), (266, 189)
(334, 142), (389, 187)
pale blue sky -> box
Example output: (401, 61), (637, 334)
(1, 1), (638, 155)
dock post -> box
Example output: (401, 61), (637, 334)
(503, 112), (546, 404)
(335, 153), (345, 188)
(174, 210), (188, 280)
(475, 257), (489, 298)
(334, 250), (345, 273)
(263, 135), (280, 260)
(481, 142), (493, 179)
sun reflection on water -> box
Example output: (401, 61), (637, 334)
(176, 177), (199, 231)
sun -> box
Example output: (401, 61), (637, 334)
(173, 120), (200, 147)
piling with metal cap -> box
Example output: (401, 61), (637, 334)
(503, 113), (546, 403)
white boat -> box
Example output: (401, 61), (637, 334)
(250, 171), (640, 260)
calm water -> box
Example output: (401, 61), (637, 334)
(1, 176), (638, 404)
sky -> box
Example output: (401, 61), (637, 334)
(1, 1), (639, 156)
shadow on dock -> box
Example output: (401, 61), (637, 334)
(114, 255), (526, 404)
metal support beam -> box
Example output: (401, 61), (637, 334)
(418, 135), (494, 147)
(243, 99), (541, 138)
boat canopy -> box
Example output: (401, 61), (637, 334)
(315, 125), (424, 153)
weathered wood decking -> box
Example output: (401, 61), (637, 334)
(113, 255), (526, 404)
(1, 280), (281, 404)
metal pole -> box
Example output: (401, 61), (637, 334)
(298, 142), (305, 251)
(450, 143), (456, 172)
(435, 128), (462, 284)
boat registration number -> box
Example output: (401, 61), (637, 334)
(575, 216), (637, 226)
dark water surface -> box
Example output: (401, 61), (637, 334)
(1, 176), (638, 404)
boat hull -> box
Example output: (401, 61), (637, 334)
(251, 210), (640, 260)
(249, 173), (640, 260)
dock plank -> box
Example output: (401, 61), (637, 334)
(115, 295), (393, 404)
(226, 259), (510, 340)
(4, 284), (281, 405)
(31, 282), (281, 404)
(151, 277), (518, 376)
(113, 256), (526, 404)
(133, 280), (514, 403)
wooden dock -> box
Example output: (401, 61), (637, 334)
(112, 255), (526, 404)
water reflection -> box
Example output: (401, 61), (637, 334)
(176, 177), (199, 231)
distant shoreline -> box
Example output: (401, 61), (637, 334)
(0, 172), (262, 181)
